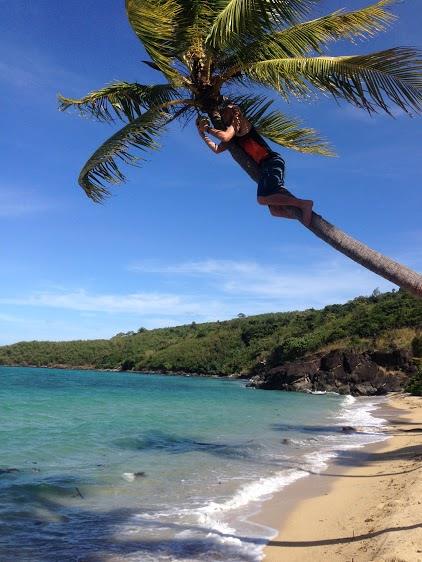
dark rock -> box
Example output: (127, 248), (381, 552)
(74, 487), (84, 499)
(370, 349), (414, 371)
(341, 426), (357, 433)
(320, 350), (343, 371)
(343, 352), (362, 373)
(0, 468), (20, 475)
(134, 471), (146, 478)
(248, 348), (416, 396)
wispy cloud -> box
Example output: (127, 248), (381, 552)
(0, 41), (87, 96)
(0, 188), (53, 217)
(130, 257), (394, 308)
(336, 105), (408, 123)
(129, 259), (261, 277)
(0, 313), (22, 323)
(4, 250), (417, 344)
(0, 289), (250, 329)
(0, 256), (401, 344)
(0, 290), (206, 316)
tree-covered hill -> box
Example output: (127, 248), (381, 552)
(0, 290), (421, 375)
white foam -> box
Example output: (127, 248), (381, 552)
(192, 468), (309, 560)
(304, 449), (337, 472)
(122, 472), (135, 482)
(336, 396), (386, 432)
(342, 394), (357, 406)
(288, 439), (311, 447)
(197, 469), (306, 522)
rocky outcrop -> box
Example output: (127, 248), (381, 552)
(247, 349), (416, 396)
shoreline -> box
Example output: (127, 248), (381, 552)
(258, 393), (421, 561)
(0, 363), (243, 378)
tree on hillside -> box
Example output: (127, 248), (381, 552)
(59, 0), (422, 296)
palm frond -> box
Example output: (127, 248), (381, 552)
(59, 82), (181, 123)
(255, 111), (334, 155)
(220, 0), (397, 72)
(246, 47), (422, 114)
(229, 94), (274, 121)
(207, 0), (317, 49)
(230, 94), (334, 155)
(177, 1), (216, 53)
(78, 110), (170, 202)
(277, 0), (397, 52)
(126, 0), (182, 79)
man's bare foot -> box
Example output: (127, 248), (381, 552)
(300, 200), (313, 226)
(269, 205), (295, 219)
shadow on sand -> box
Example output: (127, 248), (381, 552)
(267, 522), (422, 548)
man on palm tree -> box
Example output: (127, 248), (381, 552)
(196, 101), (313, 225)
(59, 0), (422, 296)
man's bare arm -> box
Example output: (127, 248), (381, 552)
(196, 120), (230, 153)
(200, 132), (229, 153)
(206, 106), (243, 142)
(206, 125), (236, 143)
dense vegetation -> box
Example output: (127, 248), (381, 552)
(0, 290), (421, 378)
(405, 369), (422, 396)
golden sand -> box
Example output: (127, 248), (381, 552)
(263, 394), (422, 562)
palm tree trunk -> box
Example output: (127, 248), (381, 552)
(226, 140), (422, 298)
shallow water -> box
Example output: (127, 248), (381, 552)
(0, 367), (386, 561)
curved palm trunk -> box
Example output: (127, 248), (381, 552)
(226, 141), (422, 298)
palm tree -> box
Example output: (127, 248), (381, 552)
(59, 0), (422, 297)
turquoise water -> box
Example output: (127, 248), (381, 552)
(0, 367), (386, 561)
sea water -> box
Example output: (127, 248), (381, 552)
(0, 367), (387, 561)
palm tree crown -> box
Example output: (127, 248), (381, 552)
(59, 0), (422, 202)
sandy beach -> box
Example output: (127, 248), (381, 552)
(263, 393), (422, 562)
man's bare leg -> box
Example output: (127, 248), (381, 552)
(258, 194), (313, 226)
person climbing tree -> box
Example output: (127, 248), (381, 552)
(196, 101), (313, 226)
(58, 0), (422, 296)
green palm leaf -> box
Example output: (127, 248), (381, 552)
(255, 111), (334, 155)
(276, 0), (397, 52)
(79, 110), (169, 202)
(126, 0), (183, 79)
(207, 0), (317, 49)
(177, 1), (216, 53)
(246, 47), (422, 113)
(220, 0), (397, 72)
(229, 94), (275, 122)
(231, 95), (334, 155)
(59, 82), (181, 123)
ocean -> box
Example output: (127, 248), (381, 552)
(0, 367), (387, 561)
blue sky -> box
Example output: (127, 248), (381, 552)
(1, 0), (421, 344)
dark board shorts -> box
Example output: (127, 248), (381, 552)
(257, 154), (286, 197)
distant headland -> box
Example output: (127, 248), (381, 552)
(1, 289), (421, 396)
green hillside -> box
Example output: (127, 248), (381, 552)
(0, 290), (421, 375)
